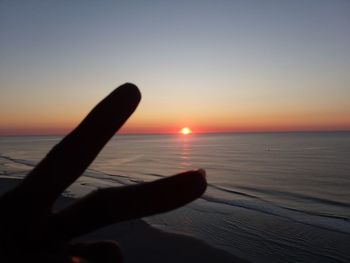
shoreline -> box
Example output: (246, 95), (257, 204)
(0, 177), (245, 263)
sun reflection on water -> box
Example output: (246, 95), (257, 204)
(179, 135), (192, 168)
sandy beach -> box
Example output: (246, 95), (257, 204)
(0, 176), (245, 263)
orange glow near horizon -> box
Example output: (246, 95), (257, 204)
(1, 97), (350, 136)
(1, 117), (350, 136)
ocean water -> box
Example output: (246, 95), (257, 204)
(1, 132), (350, 262)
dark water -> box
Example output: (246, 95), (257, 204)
(1, 132), (350, 262)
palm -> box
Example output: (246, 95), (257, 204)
(0, 83), (207, 263)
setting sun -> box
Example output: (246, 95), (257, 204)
(180, 127), (192, 135)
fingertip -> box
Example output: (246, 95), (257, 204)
(193, 168), (207, 196)
(197, 168), (206, 179)
(115, 82), (141, 104)
(179, 169), (207, 198)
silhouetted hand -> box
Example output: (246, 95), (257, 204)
(0, 83), (207, 263)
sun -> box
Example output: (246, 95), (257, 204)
(180, 127), (192, 135)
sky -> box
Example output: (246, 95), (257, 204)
(1, 0), (349, 135)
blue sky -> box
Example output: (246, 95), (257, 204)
(1, 0), (349, 134)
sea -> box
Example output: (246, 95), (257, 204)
(1, 132), (349, 262)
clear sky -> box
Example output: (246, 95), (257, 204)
(1, 0), (349, 135)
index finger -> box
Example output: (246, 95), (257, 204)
(15, 83), (141, 208)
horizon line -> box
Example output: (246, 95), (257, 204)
(1, 129), (349, 137)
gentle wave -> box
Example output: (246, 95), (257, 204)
(0, 154), (37, 167)
(201, 195), (350, 235)
(234, 185), (350, 209)
(209, 184), (350, 219)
